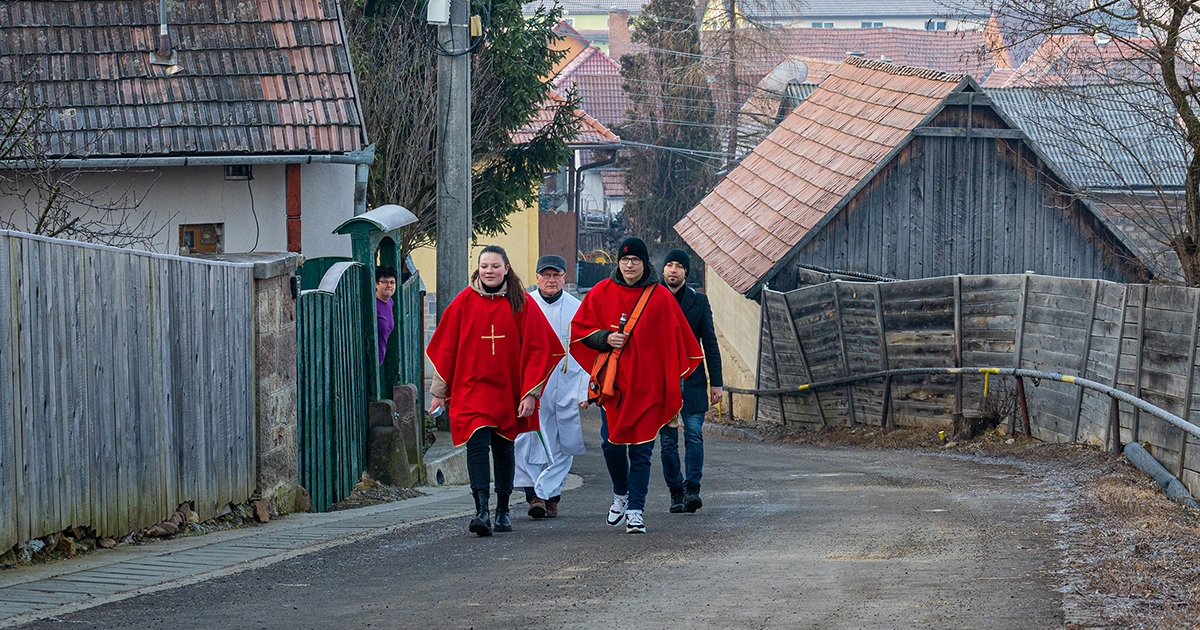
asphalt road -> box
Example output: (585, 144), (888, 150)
(19, 410), (1065, 629)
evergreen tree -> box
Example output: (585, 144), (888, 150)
(343, 0), (578, 254)
(618, 0), (718, 250)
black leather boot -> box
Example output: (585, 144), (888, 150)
(493, 492), (513, 532)
(469, 489), (492, 537)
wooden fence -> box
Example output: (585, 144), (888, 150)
(0, 231), (257, 551)
(757, 274), (1200, 495)
(296, 262), (371, 512)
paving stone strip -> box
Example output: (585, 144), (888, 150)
(0, 485), (477, 628)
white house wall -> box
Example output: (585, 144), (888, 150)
(0, 163), (356, 257)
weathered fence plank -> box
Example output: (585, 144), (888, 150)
(760, 272), (1200, 500)
(0, 231), (256, 551)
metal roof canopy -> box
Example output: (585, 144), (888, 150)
(335, 204), (418, 237)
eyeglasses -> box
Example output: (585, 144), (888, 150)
(618, 258), (643, 266)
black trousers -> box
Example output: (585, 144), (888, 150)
(466, 427), (515, 495)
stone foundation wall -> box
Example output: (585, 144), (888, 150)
(253, 258), (300, 513)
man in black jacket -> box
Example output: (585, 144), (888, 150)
(658, 249), (722, 513)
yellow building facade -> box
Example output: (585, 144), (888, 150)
(409, 199), (540, 295)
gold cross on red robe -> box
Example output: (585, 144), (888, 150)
(481, 325), (506, 355)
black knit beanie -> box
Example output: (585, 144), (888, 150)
(617, 237), (650, 267)
(663, 249), (690, 276)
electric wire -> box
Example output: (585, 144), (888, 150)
(247, 177), (259, 252)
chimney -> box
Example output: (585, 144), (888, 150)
(151, 0), (178, 66)
(608, 9), (631, 62)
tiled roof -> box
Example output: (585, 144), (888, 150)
(554, 46), (621, 87)
(600, 169), (626, 197)
(987, 85), (1188, 190)
(717, 27), (1003, 83)
(0, 0), (365, 158)
(512, 92), (620, 147)
(984, 34), (1164, 88)
(676, 57), (966, 295)
(552, 46), (630, 128)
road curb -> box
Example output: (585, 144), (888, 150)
(704, 422), (764, 442)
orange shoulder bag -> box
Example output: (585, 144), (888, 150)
(587, 285), (656, 406)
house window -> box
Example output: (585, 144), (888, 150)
(926, 20), (947, 30)
(179, 223), (224, 254)
(811, 22), (834, 28)
(564, 17), (574, 26)
(861, 21), (883, 28)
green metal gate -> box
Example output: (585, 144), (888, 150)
(297, 261), (373, 512)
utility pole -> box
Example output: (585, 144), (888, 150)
(724, 0), (738, 171)
(434, 0), (472, 319)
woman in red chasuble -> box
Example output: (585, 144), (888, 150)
(427, 246), (563, 537)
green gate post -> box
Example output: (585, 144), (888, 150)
(333, 204), (419, 400)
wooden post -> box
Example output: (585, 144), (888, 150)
(1109, 396), (1121, 453)
(1013, 273), (1029, 369)
(881, 376), (893, 430)
(1071, 280), (1100, 443)
(832, 282), (856, 427)
(1105, 285), (1130, 449)
(785, 292), (827, 427)
(1132, 285), (1148, 443)
(874, 283), (890, 428)
(1015, 376), (1032, 437)
(1177, 289), (1200, 477)
(953, 275), (963, 419)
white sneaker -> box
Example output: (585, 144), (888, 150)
(606, 494), (629, 526)
(625, 509), (645, 533)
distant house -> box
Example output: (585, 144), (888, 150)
(982, 34), (1163, 88)
(726, 0), (991, 31)
(0, 0), (371, 258)
(675, 58), (1156, 416)
(524, 0), (645, 52)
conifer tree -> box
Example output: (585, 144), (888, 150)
(618, 0), (718, 251)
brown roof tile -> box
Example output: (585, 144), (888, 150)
(0, 0), (364, 158)
(511, 91), (620, 147)
(675, 57), (965, 294)
(551, 46), (630, 129)
(709, 26), (1001, 85)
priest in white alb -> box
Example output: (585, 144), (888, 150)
(514, 255), (589, 519)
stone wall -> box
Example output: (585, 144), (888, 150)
(253, 256), (301, 513)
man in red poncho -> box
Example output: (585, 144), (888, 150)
(571, 237), (702, 534)
(427, 245), (563, 537)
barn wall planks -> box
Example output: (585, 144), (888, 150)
(758, 273), (1200, 499)
(0, 231), (256, 551)
(780, 136), (1147, 288)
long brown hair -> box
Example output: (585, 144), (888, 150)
(472, 245), (526, 314)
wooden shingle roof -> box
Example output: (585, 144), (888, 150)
(675, 57), (967, 295)
(0, 0), (365, 158)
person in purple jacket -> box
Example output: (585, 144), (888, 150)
(376, 266), (398, 364)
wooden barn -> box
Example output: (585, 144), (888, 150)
(674, 57), (1159, 418)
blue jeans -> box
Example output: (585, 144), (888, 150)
(659, 411), (704, 493)
(600, 410), (654, 512)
